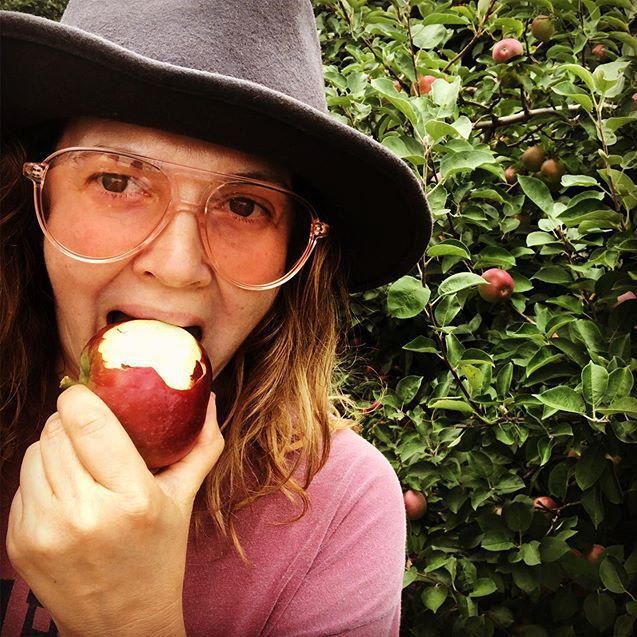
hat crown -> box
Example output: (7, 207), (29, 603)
(61, 0), (328, 112)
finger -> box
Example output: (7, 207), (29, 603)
(18, 442), (54, 523)
(39, 412), (96, 499)
(156, 393), (225, 503)
(56, 384), (151, 493)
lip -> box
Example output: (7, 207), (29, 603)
(106, 304), (205, 332)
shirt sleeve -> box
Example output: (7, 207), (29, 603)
(262, 439), (407, 636)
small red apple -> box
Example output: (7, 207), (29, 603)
(417, 74), (437, 95)
(534, 496), (559, 513)
(615, 290), (636, 306)
(61, 319), (213, 469)
(404, 490), (427, 520)
(492, 38), (524, 63)
(531, 16), (555, 42)
(504, 166), (517, 184)
(592, 44), (607, 60)
(585, 544), (605, 564)
(478, 268), (515, 302)
(521, 145), (546, 171)
(540, 158), (565, 185)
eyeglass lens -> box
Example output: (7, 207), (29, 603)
(40, 150), (313, 286)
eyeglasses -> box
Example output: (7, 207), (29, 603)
(23, 147), (330, 290)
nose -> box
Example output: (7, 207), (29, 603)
(131, 200), (213, 288)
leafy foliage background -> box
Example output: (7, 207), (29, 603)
(312, 1), (637, 635)
(5, 0), (637, 635)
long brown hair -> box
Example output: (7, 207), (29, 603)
(0, 125), (357, 563)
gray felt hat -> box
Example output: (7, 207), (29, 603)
(0, 0), (432, 292)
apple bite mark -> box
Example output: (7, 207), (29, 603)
(98, 320), (206, 390)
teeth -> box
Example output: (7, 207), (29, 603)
(106, 311), (202, 341)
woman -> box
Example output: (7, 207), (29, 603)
(1, 1), (432, 635)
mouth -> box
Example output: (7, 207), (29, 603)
(106, 310), (203, 342)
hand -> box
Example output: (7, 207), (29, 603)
(6, 384), (224, 637)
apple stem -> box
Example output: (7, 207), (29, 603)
(59, 375), (80, 390)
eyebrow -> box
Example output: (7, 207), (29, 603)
(91, 144), (291, 188)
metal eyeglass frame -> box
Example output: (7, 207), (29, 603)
(23, 146), (330, 291)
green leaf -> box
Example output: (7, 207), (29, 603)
(504, 502), (533, 532)
(517, 176), (554, 214)
(519, 542), (542, 566)
(426, 239), (471, 259)
(582, 487), (604, 529)
(481, 530), (516, 552)
(469, 578), (497, 597)
(584, 592), (616, 632)
(428, 399), (474, 413)
(532, 266), (573, 285)
(561, 174), (599, 187)
(403, 336), (438, 353)
(557, 63), (596, 92)
(598, 397), (637, 416)
(533, 386), (585, 415)
(576, 449), (607, 491)
(424, 119), (462, 142)
(421, 585), (448, 612)
(459, 348), (494, 366)
(600, 556), (630, 594)
(439, 150), (495, 179)
(411, 24), (448, 50)
(438, 272), (487, 296)
(526, 231), (557, 247)
(422, 12), (470, 26)
(474, 247), (516, 269)
(496, 363), (513, 397)
(581, 362), (609, 409)
(548, 462), (570, 501)
(403, 566), (418, 589)
(387, 276), (430, 319)
(606, 368), (634, 402)
(540, 537), (571, 563)
(396, 376), (423, 403)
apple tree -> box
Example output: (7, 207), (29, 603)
(313, 0), (637, 635)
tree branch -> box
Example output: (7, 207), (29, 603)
(474, 104), (582, 129)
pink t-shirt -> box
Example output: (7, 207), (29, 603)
(1, 425), (407, 636)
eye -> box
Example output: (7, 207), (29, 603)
(229, 197), (260, 217)
(99, 173), (130, 193)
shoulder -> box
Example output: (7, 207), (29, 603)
(304, 427), (405, 524)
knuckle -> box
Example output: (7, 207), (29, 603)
(122, 492), (160, 525)
(42, 413), (64, 439)
(76, 411), (107, 436)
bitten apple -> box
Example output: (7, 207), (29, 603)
(61, 319), (213, 469)
(478, 268), (515, 302)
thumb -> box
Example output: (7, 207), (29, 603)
(155, 393), (225, 504)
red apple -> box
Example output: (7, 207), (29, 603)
(61, 319), (213, 469)
(492, 38), (524, 63)
(592, 44), (607, 60)
(478, 268), (515, 302)
(404, 490), (427, 520)
(521, 145), (546, 171)
(417, 74), (437, 95)
(504, 166), (517, 184)
(615, 290), (636, 306)
(540, 158), (565, 185)
(585, 544), (605, 564)
(534, 496), (559, 513)
(531, 16), (555, 42)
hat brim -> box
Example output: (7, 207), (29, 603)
(1, 11), (432, 292)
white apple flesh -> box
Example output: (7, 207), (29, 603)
(62, 319), (213, 469)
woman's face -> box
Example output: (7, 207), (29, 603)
(47, 117), (290, 383)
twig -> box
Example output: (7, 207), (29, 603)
(474, 104), (582, 129)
